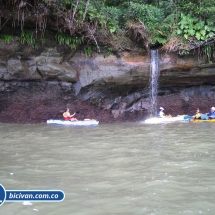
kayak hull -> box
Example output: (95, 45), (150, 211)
(144, 115), (187, 124)
(47, 119), (99, 125)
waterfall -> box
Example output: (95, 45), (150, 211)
(149, 49), (160, 116)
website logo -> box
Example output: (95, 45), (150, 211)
(0, 184), (6, 206)
(0, 184), (64, 206)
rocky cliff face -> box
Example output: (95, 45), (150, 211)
(0, 38), (215, 123)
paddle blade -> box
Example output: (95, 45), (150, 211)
(184, 115), (192, 120)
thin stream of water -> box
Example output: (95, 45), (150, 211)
(149, 49), (160, 116)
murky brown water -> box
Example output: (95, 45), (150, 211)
(0, 121), (215, 215)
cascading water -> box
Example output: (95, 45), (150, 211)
(149, 49), (160, 116)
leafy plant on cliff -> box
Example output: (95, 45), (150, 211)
(99, 6), (121, 34)
(83, 45), (96, 57)
(204, 44), (213, 63)
(19, 30), (37, 48)
(0, 0), (215, 59)
(177, 13), (215, 41)
(0, 34), (14, 43)
(125, 3), (166, 46)
(56, 33), (83, 50)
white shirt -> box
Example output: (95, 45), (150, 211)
(159, 110), (165, 118)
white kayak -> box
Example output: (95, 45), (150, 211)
(47, 119), (99, 126)
(144, 115), (189, 124)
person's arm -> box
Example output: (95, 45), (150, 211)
(71, 112), (76, 117)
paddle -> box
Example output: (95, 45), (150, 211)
(183, 115), (192, 120)
(200, 114), (209, 120)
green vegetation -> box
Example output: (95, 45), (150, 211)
(56, 33), (82, 50)
(19, 30), (38, 48)
(0, 34), (14, 43)
(0, 0), (215, 58)
(83, 45), (95, 57)
(177, 13), (215, 41)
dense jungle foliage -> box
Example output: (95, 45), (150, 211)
(0, 0), (215, 59)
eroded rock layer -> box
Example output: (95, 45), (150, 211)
(0, 38), (215, 123)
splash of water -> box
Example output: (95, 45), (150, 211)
(149, 49), (160, 116)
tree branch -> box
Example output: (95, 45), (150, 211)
(188, 34), (215, 50)
(0, 17), (11, 31)
(71, 0), (80, 26)
(87, 23), (100, 52)
(82, 0), (90, 23)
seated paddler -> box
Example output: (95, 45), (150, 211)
(208, 107), (215, 119)
(193, 108), (201, 119)
(63, 108), (78, 121)
(157, 107), (165, 118)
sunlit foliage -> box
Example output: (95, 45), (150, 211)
(0, 0), (214, 54)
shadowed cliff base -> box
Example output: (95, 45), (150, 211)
(0, 82), (215, 124)
(0, 82), (147, 124)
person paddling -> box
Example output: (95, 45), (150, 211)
(157, 107), (172, 118)
(207, 107), (215, 119)
(193, 108), (202, 119)
(63, 108), (78, 121)
(157, 107), (165, 118)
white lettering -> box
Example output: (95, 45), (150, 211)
(7, 191), (63, 201)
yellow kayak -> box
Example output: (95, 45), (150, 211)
(190, 119), (215, 122)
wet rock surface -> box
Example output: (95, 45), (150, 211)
(0, 82), (111, 124)
(1, 81), (215, 124)
(1, 39), (215, 123)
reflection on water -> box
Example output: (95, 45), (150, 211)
(0, 122), (215, 214)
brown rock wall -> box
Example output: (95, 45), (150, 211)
(0, 40), (215, 123)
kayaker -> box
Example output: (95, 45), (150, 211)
(157, 107), (165, 118)
(63, 108), (78, 121)
(193, 108), (201, 119)
(208, 107), (215, 119)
